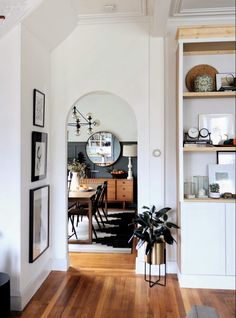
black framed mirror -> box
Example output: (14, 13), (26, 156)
(86, 131), (121, 167)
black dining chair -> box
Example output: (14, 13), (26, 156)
(97, 181), (108, 222)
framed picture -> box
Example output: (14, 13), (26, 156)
(216, 73), (236, 91)
(208, 164), (235, 194)
(29, 185), (50, 263)
(31, 131), (48, 182)
(217, 151), (236, 165)
(199, 113), (234, 145)
(33, 89), (45, 127)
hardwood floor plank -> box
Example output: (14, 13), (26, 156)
(10, 253), (235, 318)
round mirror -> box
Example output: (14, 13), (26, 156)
(86, 131), (121, 167)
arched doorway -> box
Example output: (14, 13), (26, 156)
(66, 91), (138, 256)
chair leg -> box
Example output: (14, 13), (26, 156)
(101, 206), (108, 222)
(92, 225), (98, 239)
(68, 215), (78, 239)
(97, 209), (106, 227)
(94, 214), (102, 229)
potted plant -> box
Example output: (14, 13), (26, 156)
(68, 158), (87, 191)
(130, 205), (179, 265)
(209, 183), (221, 199)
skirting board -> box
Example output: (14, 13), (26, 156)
(11, 268), (50, 311)
(136, 258), (177, 275)
(178, 270), (236, 290)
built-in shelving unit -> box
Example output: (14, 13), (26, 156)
(176, 25), (236, 290)
(183, 91), (236, 98)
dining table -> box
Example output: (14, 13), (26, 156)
(68, 187), (96, 244)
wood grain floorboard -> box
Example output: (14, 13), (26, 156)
(11, 252), (235, 318)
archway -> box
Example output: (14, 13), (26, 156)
(66, 91), (138, 255)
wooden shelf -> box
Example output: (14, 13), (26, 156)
(183, 41), (235, 56)
(183, 146), (236, 152)
(183, 91), (236, 98)
(184, 198), (236, 203)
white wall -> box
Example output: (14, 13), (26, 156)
(19, 25), (51, 310)
(50, 22), (166, 271)
(0, 26), (21, 309)
(67, 92), (137, 142)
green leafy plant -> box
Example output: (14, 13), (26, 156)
(68, 158), (87, 178)
(130, 205), (179, 255)
(209, 183), (220, 193)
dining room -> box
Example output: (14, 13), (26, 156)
(66, 91), (138, 254)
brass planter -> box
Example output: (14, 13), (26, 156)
(145, 242), (165, 265)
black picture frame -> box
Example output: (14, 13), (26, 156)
(33, 89), (45, 127)
(31, 131), (48, 182)
(29, 185), (50, 263)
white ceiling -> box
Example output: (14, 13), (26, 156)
(0, 0), (235, 45)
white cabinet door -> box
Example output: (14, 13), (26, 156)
(226, 203), (235, 275)
(181, 202), (226, 275)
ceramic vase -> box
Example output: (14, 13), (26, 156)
(70, 171), (79, 191)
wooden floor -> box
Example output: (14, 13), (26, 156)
(11, 253), (235, 318)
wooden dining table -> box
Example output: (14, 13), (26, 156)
(68, 188), (96, 244)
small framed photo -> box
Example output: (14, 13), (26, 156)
(29, 185), (50, 263)
(217, 151), (236, 165)
(31, 131), (47, 182)
(216, 73), (236, 91)
(33, 89), (45, 127)
(208, 164), (235, 194)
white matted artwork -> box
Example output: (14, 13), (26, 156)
(199, 114), (234, 145)
(208, 164), (235, 194)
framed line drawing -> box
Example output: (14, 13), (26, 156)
(31, 131), (47, 182)
(33, 89), (45, 127)
(208, 163), (235, 194)
(29, 185), (50, 263)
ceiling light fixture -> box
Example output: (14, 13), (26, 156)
(68, 106), (100, 136)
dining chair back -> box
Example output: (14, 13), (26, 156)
(98, 181), (108, 221)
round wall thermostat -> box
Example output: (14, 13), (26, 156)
(152, 149), (161, 157)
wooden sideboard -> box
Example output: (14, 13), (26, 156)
(81, 178), (134, 208)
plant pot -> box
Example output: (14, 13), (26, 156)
(209, 192), (221, 199)
(144, 242), (165, 265)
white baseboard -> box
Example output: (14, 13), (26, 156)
(178, 270), (236, 290)
(11, 267), (50, 311)
(135, 258), (177, 275)
(50, 257), (69, 271)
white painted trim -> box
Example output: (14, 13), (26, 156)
(11, 266), (50, 311)
(77, 15), (150, 25)
(51, 257), (69, 271)
(178, 270), (236, 290)
(136, 257), (178, 275)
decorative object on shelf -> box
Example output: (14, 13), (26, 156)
(68, 158), (87, 191)
(216, 73), (236, 91)
(185, 64), (218, 92)
(208, 164), (235, 194)
(184, 127), (212, 146)
(222, 192), (235, 199)
(29, 185), (50, 263)
(194, 74), (214, 92)
(86, 131), (121, 167)
(123, 144), (137, 180)
(193, 176), (209, 198)
(108, 169), (127, 179)
(31, 131), (47, 182)
(184, 182), (196, 199)
(68, 106), (100, 136)
(129, 205), (179, 287)
(209, 183), (221, 199)
(199, 113), (234, 145)
(33, 89), (45, 127)
(217, 151), (236, 165)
